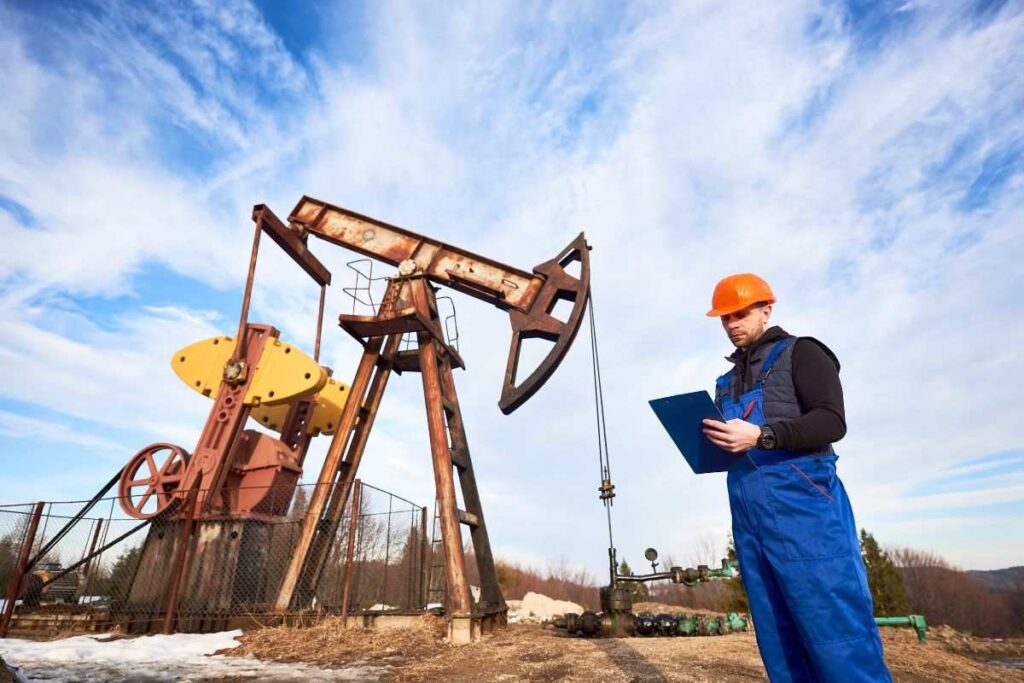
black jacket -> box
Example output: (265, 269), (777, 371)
(725, 326), (847, 452)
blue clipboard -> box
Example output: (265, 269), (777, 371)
(649, 391), (736, 474)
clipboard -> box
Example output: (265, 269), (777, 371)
(649, 390), (737, 474)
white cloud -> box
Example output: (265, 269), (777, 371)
(1, 0), (1022, 573)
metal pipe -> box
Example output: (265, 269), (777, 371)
(875, 615), (928, 643)
(235, 220), (263, 361)
(38, 520), (150, 591)
(382, 494), (392, 608)
(302, 333), (401, 607)
(28, 469), (122, 568)
(275, 330), (385, 612)
(314, 283), (326, 362)
(162, 482), (201, 634)
(1, 501), (45, 638)
(419, 506), (428, 609)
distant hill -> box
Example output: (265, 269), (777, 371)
(967, 566), (1024, 592)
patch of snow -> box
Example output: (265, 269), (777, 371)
(517, 592), (583, 623)
(0, 630), (385, 682)
(366, 603), (396, 611)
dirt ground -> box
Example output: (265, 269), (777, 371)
(231, 613), (1024, 682)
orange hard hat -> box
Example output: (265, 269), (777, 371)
(706, 273), (776, 317)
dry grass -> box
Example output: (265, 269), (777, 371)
(228, 614), (447, 668)
(227, 617), (1024, 682)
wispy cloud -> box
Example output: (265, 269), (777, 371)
(0, 0), (1022, 570)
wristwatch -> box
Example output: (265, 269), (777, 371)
(757, 425), (777, 450)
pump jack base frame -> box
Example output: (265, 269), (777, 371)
(274, 275), (507, 643)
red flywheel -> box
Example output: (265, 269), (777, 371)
(118, 443), (190, 519)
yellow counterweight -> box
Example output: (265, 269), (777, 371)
(171, 334), (349, 436)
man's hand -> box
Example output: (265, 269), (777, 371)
(702, 418), (760, 453)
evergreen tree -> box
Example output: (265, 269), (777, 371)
(96, 546), (141, 603)
(723, 534), (749, 612)
(860, 529), (909, 616)
(618, 559), (648, 602)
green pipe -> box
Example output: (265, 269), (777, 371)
(874, 615), (927, 643)
(725, 612), (748, 632)
(707, 559), (739, 580)
(703, 617), (723, 635)
(674, 613), (697, 636)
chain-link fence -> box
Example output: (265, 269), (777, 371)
(0, 479), (433, 637)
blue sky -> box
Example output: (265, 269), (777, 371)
(1, 0), (1023, 572)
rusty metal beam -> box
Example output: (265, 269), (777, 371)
(275, 328), (386, 611)
(286, 196), (591, 414)
(411, 278), (473, 618)
(296, 333), (402, 606)
(289, 196), (540, 313)
(162, 481), (201, 634)
(184, 325), (272, 515)
(253, 204), (331, 287)
(439, 360), (505, 614)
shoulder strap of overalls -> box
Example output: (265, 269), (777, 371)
(757, 336), (796, 384)
(715, 369), (733, 395)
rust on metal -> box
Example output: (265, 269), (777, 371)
(274, 328), (388, 611)
(277, 273), (509, 629)
(1, 501), (45, 638)
(234, 220), (263, 364)
(252, 204), (330, 286)
(276, 282), (406, 610)
(291, 195), (590, 414)
(289, 195), (539, 313)
(410, 277), (479, 617)
(77, 194), (588, 640)
(438, 360), (505, 614)
(499, 232), (591, 414)
(118, 444), (189, 519)
(162, 479), (201, 634)
(184, 325), (272, 515)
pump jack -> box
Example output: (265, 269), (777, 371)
(269, 196), (591, 642)
(12, 195), (589, 640)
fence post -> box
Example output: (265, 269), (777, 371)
(340, 479), (361, 625)
(419, 506), (428, 609)
(1, 501), (45, 638)
(81, 519), (104, 584)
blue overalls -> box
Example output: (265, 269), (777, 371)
(717, 338), (891, 682)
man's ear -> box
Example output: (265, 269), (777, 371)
(762, 303), (773, 321)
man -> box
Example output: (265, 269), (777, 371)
(701, 273), (891, 682)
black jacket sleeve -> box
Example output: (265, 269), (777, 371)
(768, 338), (847, 452)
